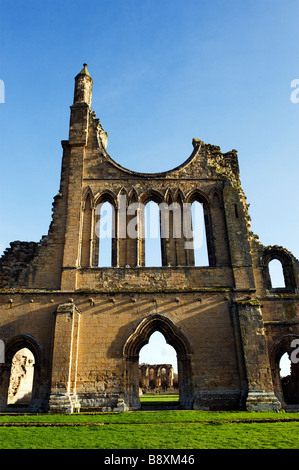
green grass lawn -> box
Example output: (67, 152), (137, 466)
(139, 393), (179, 406)
(0, 409), (298, 449)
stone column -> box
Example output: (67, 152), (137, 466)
(123, 354), (140, 410)
(155, 366), (161, 388)
(236, 300), (281, 411)
(168, 365), (174, 388)
(222, 182), (255, 290)
(48, 302), (80, 413)
(0, 364), (11, 410)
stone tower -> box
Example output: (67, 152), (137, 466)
(0, 64), (298, 413)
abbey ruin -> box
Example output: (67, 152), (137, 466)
(0, 64), (298, 413)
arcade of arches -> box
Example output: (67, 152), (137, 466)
(0, 64), (298, 413)
(139, 364), (178, 392)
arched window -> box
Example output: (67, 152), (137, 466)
(96, 201), (115, 267)
(144, 201), (162, 267)
(269, 259), (286, 289)
(262, 247), (296, 292)
(191, 201), (209, 266)
(80, 193), (92, 267)
(7, 348), (35, 406)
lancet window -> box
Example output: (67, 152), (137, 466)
(80, 187), (217, 268)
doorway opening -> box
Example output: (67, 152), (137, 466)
(269, 335), (299, 410)
(279, 351), (299, 406)
(139, 331), (179, 407)
(123, 314), (193, 410)
(7, 348), (35, 407)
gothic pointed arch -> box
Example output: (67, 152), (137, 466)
(80, 191), (93, 267)
(185, 188), (215, 266)
(123, 314), (193, 410)
(94, 189), (117, 207)
(163, 188), (186, 266)
(94, 190), (117, 267)
(0, 334), (44, 411)
(123, 313), (193, 359)
(140, 188), (164, 205)
(82, 186), (95, 208)
(210, 189), (222, 207)
(173, 188), (186, 203)
(5, 334), (43, 366)
(117, 186), (128, 199)
(185, 187), (210, 206)
(164, 188), (174, 204)
(128, 187), (139, 204)
(138, 190), (164, 267)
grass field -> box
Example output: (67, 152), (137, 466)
(0, 403), (298, 449)
(139, 393), (179, 406)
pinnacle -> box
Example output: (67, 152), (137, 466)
(78, 63), (91, 77)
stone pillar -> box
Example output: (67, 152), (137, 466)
(155, 367), (161, 388)
(236, 300), (281, 411)
(140, 364), (150, 389)
(48, 302), (80, 413)
(124, 354), (140, 410)
(168, 365), (174, 387)
(0, 364), (11, 410)
(223, 182), (255, 290)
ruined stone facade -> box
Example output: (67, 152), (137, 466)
(0, 64), (298, 413)
(139, 364), (176, 392)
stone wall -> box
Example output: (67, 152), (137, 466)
(0, 241), (38, 287)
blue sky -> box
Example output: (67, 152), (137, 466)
(0, 1), (298, 371)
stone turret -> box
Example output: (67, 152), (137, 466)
(73, 63), (93, 107)
(68, 63), (92, 146)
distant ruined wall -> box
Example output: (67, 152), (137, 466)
(0, 242), (39, 287)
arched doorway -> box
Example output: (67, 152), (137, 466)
(269, 334), (299, 409)
(139, 331), (178, 398)
(0, 334), (43, 411)
(123, 314), (193, 410)
(7, 347), (35, 406)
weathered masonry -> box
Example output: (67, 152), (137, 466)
(0, 64), (298, 413)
